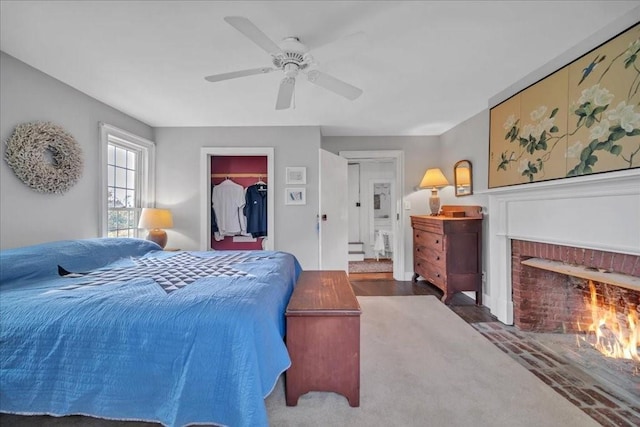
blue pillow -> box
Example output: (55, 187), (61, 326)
(0, 238), (161, 284)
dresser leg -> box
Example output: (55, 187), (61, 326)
(442, 292), (453, 305)
(411, 273), (419, 283)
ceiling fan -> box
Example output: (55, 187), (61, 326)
(204, 16), (363, 110)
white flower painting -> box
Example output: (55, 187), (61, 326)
(490, 23), (640, 187)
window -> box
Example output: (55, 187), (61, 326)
(99, 123), (155, 238)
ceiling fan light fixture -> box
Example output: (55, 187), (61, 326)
(283, 63), (299, 78)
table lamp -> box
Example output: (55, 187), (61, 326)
(419, 168), (449, 215)
(138, 208), (173, 248)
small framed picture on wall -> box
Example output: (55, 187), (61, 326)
(285, 167), (306, 185)
(285, 188), (306, 205)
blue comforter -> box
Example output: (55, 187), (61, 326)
(0, 238), (301, 427)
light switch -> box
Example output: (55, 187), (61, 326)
(404, 200), (411, 210)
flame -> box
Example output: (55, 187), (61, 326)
(581, 280), (639, 361)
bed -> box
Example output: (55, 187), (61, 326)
(0, 238), (301, 427)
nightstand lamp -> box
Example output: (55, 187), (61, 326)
(419, 168), (449, 215)
(138, 208), (173, 249)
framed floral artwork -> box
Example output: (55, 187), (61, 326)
(489, 23), (640, 188)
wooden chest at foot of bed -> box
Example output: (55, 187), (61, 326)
(285, 270), (361, 407)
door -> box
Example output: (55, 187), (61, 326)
(319, 149), (348, 271)
(347, 163), (360, 243)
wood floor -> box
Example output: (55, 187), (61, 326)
(349, 273), (497, 324)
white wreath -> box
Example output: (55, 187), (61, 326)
(5, 122), (83, 194)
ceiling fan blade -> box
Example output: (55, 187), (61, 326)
(306, 70), (362, 101)
(275, 77), (296, 110)
(224, 16), (283, 56)
(204, 67), (275, 83)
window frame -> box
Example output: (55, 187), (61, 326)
(99, 123), (156, 238)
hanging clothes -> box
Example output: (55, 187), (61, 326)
(244, 183), (268, 238)
(211, 179), (246, 237)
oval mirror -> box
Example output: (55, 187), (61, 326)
(454, 160), (473, 197)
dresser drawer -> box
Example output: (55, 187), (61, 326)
(415, 260), (446, 287)
(414, 245), (446, 269)
(411, 217), (444, 234)
(413, 230), (444, 251)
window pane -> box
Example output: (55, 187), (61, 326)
(108, 165), (115, 187)
(107, 210), (118, 231)
(126, 190), (135, 208)
(108, 189), (116, 208)
(115, 147), (127, 167)
(115, 188), (127, 207)
(108, 144), (115, 164)
(115, 167), (127, 188)
(128, 210), (137, 230)
(127, 151), (137, 170)
(127, 170), (135, 189)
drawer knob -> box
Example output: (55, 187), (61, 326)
(435, 239), (440, 244)
(436, 256), (440, 261)
(417, 247), (420, 252)
(436, 273), (441, 278)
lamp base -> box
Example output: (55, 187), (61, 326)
(146, 229), (168, 249)
(429, 189), (440, 216)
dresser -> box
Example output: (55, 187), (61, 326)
(285, 271), (361, 407)
(411, 205), (483, 304)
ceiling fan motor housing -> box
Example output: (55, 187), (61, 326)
(273, 37), (311, 76)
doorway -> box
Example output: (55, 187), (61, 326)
(340, 151), (405, 281)
(199, 147), (274, 251)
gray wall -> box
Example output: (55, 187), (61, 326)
(154, 126), (321, 269)
(0, 52), (154, 249)
(439, 110), (491, 296)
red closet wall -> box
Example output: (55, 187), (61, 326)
(210, 155), (267, 250)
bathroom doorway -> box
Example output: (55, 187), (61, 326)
(341, 150), (405, 280)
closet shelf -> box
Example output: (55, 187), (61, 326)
(211, 173), (267, 178)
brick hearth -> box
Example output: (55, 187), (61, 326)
(511, 240), (640, 332)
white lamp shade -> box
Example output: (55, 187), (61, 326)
(138, 208), (173, 230)
(419, 168), (449, 189)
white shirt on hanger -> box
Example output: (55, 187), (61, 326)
(212, 179), (246, 237)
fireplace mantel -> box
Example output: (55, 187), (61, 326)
(482, 169), (640, 324)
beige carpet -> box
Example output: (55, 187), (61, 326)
(265, 296), (599, 427)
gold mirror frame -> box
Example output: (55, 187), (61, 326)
(454, 160), (473, 197)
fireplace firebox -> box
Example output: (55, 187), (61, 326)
(511, 240), (640, 332)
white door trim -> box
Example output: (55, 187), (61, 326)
(339, 150), (405, 281)
(199, 147), (274, 251)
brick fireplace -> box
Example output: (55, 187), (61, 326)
(510, 240), (640, 333)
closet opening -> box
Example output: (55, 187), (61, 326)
(211, 156), (267, 250)
(199, 147), (274, 251)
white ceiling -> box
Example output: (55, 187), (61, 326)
(1, 1), (639, 136)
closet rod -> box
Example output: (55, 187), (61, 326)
(211, 173), (267, 178)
